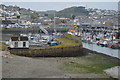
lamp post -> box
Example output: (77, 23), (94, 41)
(54, 13), (57, 34)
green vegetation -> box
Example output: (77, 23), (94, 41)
(0, 41), (8, 50)
(63, 33), (81, 41)
(47, 6), (89, 18)
(61, 54), (117, 74)
(46, 6), (89, 18)
(30, 13), (39, 19)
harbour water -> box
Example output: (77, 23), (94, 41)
(82, 42), (120, 59)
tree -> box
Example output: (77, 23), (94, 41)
(30, 13), (38, 19)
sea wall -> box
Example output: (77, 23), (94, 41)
(10, 45), (83, 57)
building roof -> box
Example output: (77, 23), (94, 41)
(2, 20), (15, 25)
(20, 37), (28, 41)
(11, 37), (19, 41)
(11, 36), (28, 41)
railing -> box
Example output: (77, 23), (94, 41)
(39, 26), (48, 34)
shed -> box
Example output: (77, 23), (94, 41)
(9, 36), (29, 49)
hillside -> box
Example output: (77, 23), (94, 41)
(45, 10), (57, 14)
(47, 6), (89, 18)
(57, 6), (89, 17)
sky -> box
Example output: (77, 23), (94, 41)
(0, 0), (119, 2)
(1, 2), (119, 11)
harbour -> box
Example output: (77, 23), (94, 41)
(0, 2), (120, 79)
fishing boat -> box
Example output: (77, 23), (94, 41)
(111, 43), (120, 49)
(104, 41), (113, 48)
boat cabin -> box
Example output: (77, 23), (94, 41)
(9, 36), (29, 49)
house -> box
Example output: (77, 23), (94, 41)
(20, 14), (31, 20)
(20, 20), (31, 26)
(9, 36), (29, 49)
(2, 20), (15, 25)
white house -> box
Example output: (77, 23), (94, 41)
(9, 36), (29, 49)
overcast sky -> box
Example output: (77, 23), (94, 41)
(1, 2), (118, 11)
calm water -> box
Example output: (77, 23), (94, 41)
(82, 42), (120, 59)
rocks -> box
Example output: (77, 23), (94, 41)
(0, 51), (13, 58)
